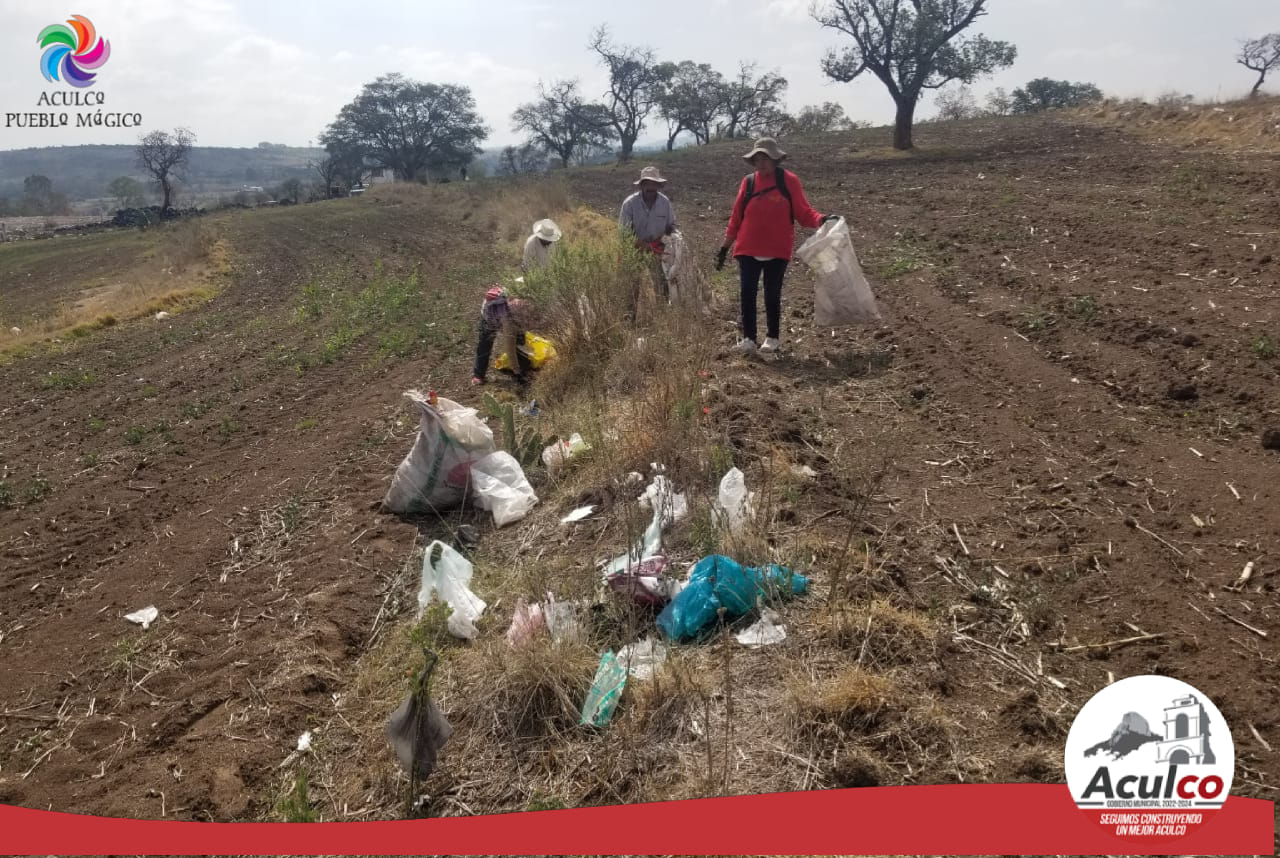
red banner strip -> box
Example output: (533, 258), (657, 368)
(0, 786), (1272, 855)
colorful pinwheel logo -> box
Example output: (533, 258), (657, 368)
(38, 15), (111, 88)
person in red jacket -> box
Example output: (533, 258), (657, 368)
(716, 138), (838, 355)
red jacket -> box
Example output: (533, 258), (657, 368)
(724, 168), (824, 260)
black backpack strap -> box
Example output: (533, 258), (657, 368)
(737, 169), (794, 224)
(775, 166), (794, 224)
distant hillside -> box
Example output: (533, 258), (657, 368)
(0, 144), (324, 203)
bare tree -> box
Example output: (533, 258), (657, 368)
(655, 61), (729, 146)
(813, 0), (1016, 149)
(497, 143), (548, 176)
(511, 80), (616, 168)
(720, 63), (788, 139)
(136, 127), (195, 210)
(589, 26), (662, 161)
(984, 86), (1013, 116)
(1238, 33), (1280, 97)
(934, 85), (978, 120)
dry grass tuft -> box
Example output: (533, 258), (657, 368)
(820, 598), (938, 667)
(790, 665), (902, 734)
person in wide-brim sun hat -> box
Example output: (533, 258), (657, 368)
(619, 166), (677, 303)
(522, 218), (562, 273)
(716, 137), (841, 356)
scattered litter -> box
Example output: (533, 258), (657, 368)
(735, 608), (787, 648)
(601, 502), (666, 582)
(606, 554), (673, 607)
(455, 524), (480, 550)
(8, 327), (20, 335)
(296, 730), (313, 752)
(544, 595), (582, 643)
(542, 432), (591, 474)
(124, 605), (159, 630)
(657, 556), (809, 642)
(791, 464), (817, 479)
(618, 638), (668, 680)
(154, 311), (171, 320)
(1191, 514), (1206, 528)
(713, 467), (756, 539)
(494, 332), (557, 372)
(637, 474), (689, 525)
(624, 471), (644, 487)
(418, 540), (486, 640)
(387, 657), (452, 780)
(506, 597), (545, 647)
(470, 451), (538, 527)
(520, 400), (539, 417)
(795, 216), (882, 326)
(384, 392), (496, 515)
(580, 650), (627, 727)
(560, 505), (595, 524)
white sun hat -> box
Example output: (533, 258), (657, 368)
(532, 218), (562, 242)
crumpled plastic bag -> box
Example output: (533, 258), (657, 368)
(470, 451), (538, 527)
(384, 393), (497, 515)
(618, 638), (668, 680)
(606, 554), (673, 607)
(637, 474), (689, 526)
(419, 540), (486, 640)
(544, 595), (583, 643)
(580, 650), (627, 727)
(712, 467), (756, 540)
(542, 433), (590, 474)
(506, 597), (546, 647)
(795, 216), (882, 327)
(387, 684), (453, 779)
(656, 555), (809, 642)
(735, 608), (787, 648)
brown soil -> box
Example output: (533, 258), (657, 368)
(1, 112), (1277, 825)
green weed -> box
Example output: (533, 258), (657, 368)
(294, 418), (319, 432)
(275, 771), (318, 823)
(0, 476), (52, 508)
(124, 425), (149, 445)
(1250, 334), (1275, 359)
(85, 416), (107, 433)
(41, 370), (96, 390)
(217, 418), (241, 439)
(1066, 295), (1099, 323)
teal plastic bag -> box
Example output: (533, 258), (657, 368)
(580, 650), (627, 727)
(656, 556), (809, 642)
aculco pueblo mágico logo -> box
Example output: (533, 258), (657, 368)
(39, 14), (110, 87)
(1064, 675), (1234, 843)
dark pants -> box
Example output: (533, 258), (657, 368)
(473, 319), (531, 381)
(737, 257), (788, 342)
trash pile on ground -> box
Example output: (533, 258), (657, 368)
(383, 382), (813, 749)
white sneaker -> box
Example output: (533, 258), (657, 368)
(732, 337), (758, 355)
(760, 337), (781, 354)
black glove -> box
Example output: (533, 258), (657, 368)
(715, 246), (729, 270)
(821, 214), (842, 224)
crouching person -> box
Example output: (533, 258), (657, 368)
(471, 285), (533, 386)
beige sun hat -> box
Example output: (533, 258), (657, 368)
(532, 218), (562, 242)
(633, 165), (669, 185)
(743, 137), (787, 163)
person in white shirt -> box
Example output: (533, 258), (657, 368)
(619, 165), (677, 299)
(522, 218), (562, 273)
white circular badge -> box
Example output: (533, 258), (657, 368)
(1064, 675), (1234, 844)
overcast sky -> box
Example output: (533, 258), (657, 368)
(0, 0), (1275, 151)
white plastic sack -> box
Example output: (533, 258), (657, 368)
(660, 230), (705, 309)
(542, 433), (590, 474)
(419, 540), (486, 639)
(713, 467), (756, 540)
(796, 217), (882, 327)
(544, 595), (582, 644)
(383, 392), (497, 515)
(470, 451), (538, 527)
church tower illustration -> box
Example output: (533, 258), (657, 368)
(1155, 694), (1216, 765)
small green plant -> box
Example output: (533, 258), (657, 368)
(1024, 312), (1056, 333)
(182, 399), (213, 419)
(125, 424), (149, 445)
(80, 452), (101, 467)
(1066, 295), (1099, 323)
(483, 393), (548, 469)
(281, 496), (305, 533)
(141, 384), (159, 398)
(1250, 334), (1275, 359)
(294, 418), (319, 432)
(276, 771), (318, 823)
(85, 416), (107, 433)
(218, 418), (241, 438)
(0, 477), (52, 508)
(41, 370), (96, 390)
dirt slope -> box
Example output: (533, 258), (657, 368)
(1, 113), (1277, 823)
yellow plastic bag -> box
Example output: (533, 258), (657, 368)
(495, 333), (557, 371)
